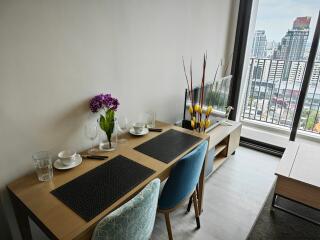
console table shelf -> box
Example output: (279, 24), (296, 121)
(214, 144), (227, 157)
(213, 156), (228, 170)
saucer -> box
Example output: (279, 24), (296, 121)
(129, 127), (149, 136)
(54, 154), (82, 170)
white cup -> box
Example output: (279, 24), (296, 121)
(133, 123), (145, 134)
(58, 150), (76, 166)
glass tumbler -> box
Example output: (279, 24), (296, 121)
(32, 151), (53, 182)
(145, 111), (156, 128)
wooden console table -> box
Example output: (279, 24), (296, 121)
(273, 142), (320, 224)
(204, 120), (242, 176)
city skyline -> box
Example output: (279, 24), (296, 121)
(255, 0), (318, 43)
(245, 4), (320, 134)
(252, 17), (310, 61)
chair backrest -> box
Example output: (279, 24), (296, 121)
(158, 141), (208, 210)
(92, 178), (160, 240)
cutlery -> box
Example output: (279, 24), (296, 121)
(81, 155), (108, 160)
(148, 128), (163, 132)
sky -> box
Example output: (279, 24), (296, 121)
(255, 0), (319, 43)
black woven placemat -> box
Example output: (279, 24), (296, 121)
(51, 155), (155, 221)
(134, 129), (202, 164)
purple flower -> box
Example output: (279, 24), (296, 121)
(109, 98), (120, 110)
(89, 93), (119, 112)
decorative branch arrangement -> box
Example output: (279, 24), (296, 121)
(183, 53), (235, 132)
(183, 53), (213, 132)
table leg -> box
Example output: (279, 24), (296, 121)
(272, 193), (277, 207)
(9, 191), (32, 240)
(271, 193), (320, 226)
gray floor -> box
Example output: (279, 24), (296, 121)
(151, 147), (280, 240)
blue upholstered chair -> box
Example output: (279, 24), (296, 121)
(158, 141), (208, 240)
(92, 178), (160, 240)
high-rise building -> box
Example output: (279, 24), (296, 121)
(316, 51), (320, 62)
(266, 41), (278, 58)
(251, 30), (267, 58)
(293, 16), (311, 30)
(274, 17), (311, 61)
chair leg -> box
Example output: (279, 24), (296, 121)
(196, 184), (199, 199)
(192, 191), (201, 229)
(186, 197), (192, 213)
(187, 184), (199, 213)
(164, 212), (173, 240)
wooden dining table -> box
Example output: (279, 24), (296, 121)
(7, 121), (209, 240)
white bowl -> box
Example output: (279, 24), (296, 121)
(58, 150), (76, 166)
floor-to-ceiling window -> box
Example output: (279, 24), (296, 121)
(239, 0), (319, 145)
(298, 43), (320, 135)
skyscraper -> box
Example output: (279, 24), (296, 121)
(251, 30), (267, 58)
(274, 17), (311, 61)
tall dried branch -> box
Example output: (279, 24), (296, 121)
(190, 59), (194, 107)
(182, 57), (192, 104)
(208, 61), (221, 106)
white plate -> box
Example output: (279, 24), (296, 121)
(54, 154), (82, 170)
(129, 127), (149, 136)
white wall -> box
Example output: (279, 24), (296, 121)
(0, 0), (238, 239)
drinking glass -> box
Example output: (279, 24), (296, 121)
(145, 111), (156, 128)
(32, 151), (53, 182)
(117, 115), (130, 143)
(85, 121), (98, 153)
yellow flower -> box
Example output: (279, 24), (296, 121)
(206, 106), (213, 116)
(194, 104), (201, 113)
(205, 119), (211, 128)
(200, 119), (205, 128)
(188, 105), (193, 114)
(191, 120), (195, 129)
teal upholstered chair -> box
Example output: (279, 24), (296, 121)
(92, 178), (160, 240)
(158, 141), (208, 240)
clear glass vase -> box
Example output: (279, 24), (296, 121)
(99, 127), (118, 151)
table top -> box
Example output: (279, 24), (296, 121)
(275, 141), (320, 188)
(7, 121), (209, 240)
